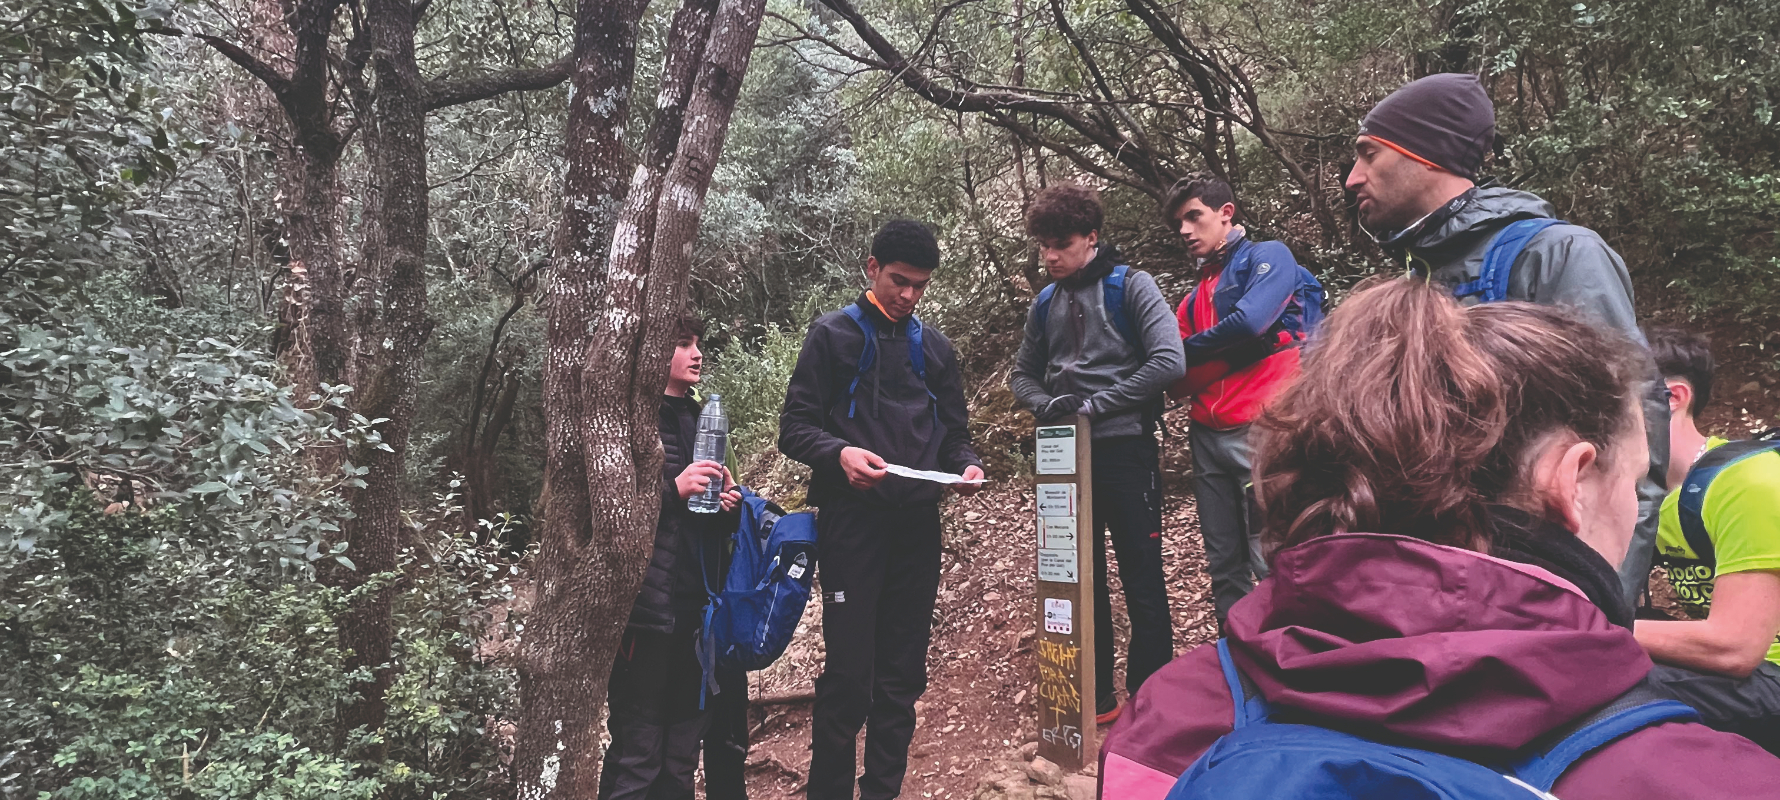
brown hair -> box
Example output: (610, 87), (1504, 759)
(1252, 277), (1648, 554)
(674, 313), (706, 344)
(1025, 185), (1104, 241)
(1160, 172), (1236, 227)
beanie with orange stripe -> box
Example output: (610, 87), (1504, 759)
(1359, 73), (1495, 180)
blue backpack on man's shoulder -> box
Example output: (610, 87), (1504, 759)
(1166, 640), (1699, 800)
(1454, 218), (1569, 304)
(840, 302), (936, 420)
(696, 489), (817, 701)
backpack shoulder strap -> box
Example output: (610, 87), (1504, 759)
(1454, 218), (1568, 303)
(1034, 283), (1058, 337)
(1103, 264), (1136, 346)
(1679, 438), (1780, 567)
(840, 303), (877, 419)
(906, 314), (927, 381)
(1508, 681), (1699, 791)
(1215, 638), (1271, 729)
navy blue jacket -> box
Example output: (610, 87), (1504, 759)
(1179, 236), (1318, 367)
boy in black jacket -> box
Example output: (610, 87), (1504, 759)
(598, 315), (741, 800)
(779, 220), (984, 800)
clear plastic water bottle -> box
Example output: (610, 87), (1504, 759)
(688, 393), (729, 513)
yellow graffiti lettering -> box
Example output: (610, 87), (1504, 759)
(1037, 673), (1081, 715)
(1036, 640), (1080, 671)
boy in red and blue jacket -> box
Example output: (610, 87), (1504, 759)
(1166, 174), (1323, 625)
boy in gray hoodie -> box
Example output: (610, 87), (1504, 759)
(1011, 185), (1185, 723)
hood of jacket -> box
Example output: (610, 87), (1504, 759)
(1378, 187), (1555, 261)
(1224, 532), (1652, 751)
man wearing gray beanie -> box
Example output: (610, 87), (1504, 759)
(1346, 72), (1671, 609)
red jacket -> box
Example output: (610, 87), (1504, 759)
(1174, 237), (1306, 430)
(1101, 534), (1780, 799)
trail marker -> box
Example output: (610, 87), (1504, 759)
(1033, 415), (1095, 769)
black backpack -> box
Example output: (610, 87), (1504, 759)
(1675, 428), (1780, 566)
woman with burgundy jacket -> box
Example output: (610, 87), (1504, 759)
(1101, 278), (1780, 799)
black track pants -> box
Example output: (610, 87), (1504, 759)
(703, 665), (750, 800)
(1090, 435), (1174, 703)
(598, 625), (709, 800)
(806, 501), (944, 800)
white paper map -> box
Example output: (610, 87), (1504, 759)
(884, 464), (985, 485)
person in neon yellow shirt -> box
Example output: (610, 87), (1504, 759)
(1635, 327), (1780, 753)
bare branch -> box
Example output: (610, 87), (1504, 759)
(815, 0), (1165, 187)
(146, 26), (291, 94)
(422, 56), (573, 111)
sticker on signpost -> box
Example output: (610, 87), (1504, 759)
(1036, 483), (1076, 517)
(1039, 516), (1077, 550)
(1044, 598), (1073, 634)
(1036, 426), (1077, 475)
(1038, 548), (1079, 583)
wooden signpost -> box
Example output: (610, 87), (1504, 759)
(1033, 414), (1095, 770)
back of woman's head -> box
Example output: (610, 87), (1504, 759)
(1253, 277), (1648, 553)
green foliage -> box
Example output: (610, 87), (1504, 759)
(0, 296), (384, 571)
(692, 17), (871, 341)
(0, 0), (179, 316)
(1, 490), (517, 800)
(704, 323), (808, 458)
(1469, 0), (1780, 321)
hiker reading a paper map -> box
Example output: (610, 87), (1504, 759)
(778, 220), (984, 800)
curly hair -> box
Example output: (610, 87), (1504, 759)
(1025, 185), (1104, 241)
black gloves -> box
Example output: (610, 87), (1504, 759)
(1035, 394), (1087, 424)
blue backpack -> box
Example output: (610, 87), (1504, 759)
(696, 489), (818, 702)
(1167, 639), (1699, 800)
(1034, 264), (1136, 345)
(1453, 218), (1569, 304)
(841, 302), (936, 420)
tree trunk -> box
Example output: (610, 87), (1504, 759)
(512, 0), (768, 792)
(189, 0), (574, 772)
(330, 0), (432, 760)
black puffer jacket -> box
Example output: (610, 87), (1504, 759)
(628, 394), (730, 633)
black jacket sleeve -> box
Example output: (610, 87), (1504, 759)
(778, 319), (851, 473)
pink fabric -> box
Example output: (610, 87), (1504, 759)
(1471, 548), (1587, 598)
(1099, 752), (1178, 800)
(1100, 533), (1780, 799)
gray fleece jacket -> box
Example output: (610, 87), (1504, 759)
(1010, 245), (1185, 439)
(1385, 186), (1670, 603)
